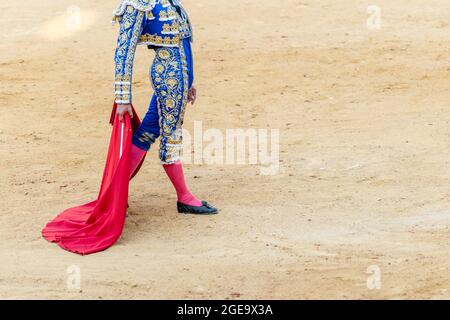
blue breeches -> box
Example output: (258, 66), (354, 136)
(132, 38), (194, 164)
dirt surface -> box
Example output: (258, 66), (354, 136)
(1, 0), (450, 299)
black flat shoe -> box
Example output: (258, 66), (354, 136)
(177, 201), (219, 215)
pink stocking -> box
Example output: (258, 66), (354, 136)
(163, 161), (202, 206)
(130, 145), (147, 178)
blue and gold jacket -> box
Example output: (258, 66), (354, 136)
(113, 0), (192, 104)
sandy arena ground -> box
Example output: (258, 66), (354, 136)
(1, 0), (450, 299)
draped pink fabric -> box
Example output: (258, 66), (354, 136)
(42, 104), (145, 255)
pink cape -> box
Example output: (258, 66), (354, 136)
(42, 104), (145, 255)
